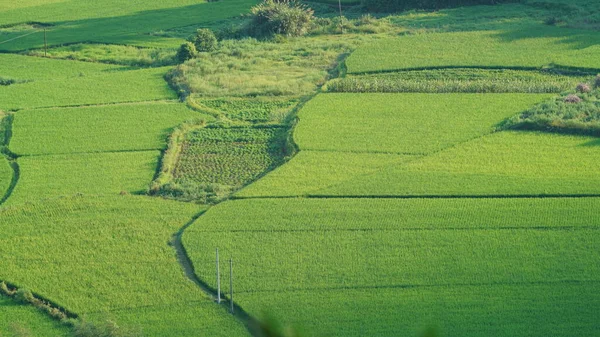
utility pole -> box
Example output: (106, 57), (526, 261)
(216, 248), (221, 304)
(229, 257), (234, 314)
(338, 0), (344, 34)
(43, 28), (47, 57)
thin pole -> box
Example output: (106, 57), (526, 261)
(43, 28), (47, 57)
(338, 0), (344, 34)
(229, 257), (234, 314)
(216, 248), (221, 304)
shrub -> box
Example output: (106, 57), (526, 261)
(595, 75), (600, 88)
(176, 42), (197, 63)
(192, 28), (218, 52)
(564, 94), (582, 103)
(13, 289), (35, 304)
(576, 83), (591, 93)
(248, 0), (314, 37)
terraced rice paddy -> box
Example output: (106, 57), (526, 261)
(1, 0), (599, 336)
(10, 103), (208, 155)
(185, 197), (600, 337)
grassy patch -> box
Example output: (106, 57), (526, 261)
(502, 86), (600, 135)
(346, 27), (600, 73)
(196, 97), (299, 123)
(294, 93), (549, 154)
(167, 36), (354, 98)
(185, 197), (600, 337)
(0, 294), (71, 337)
(7, 151), (159, 205)
(324, 131), (600, 196)
(10, 102), (209, 156)
(237, 151), (416, 197)
(326, 69), (591, 93)
(0, 66), (177, 110)
(0, 195), (248, 336)
(26, 43), (178, 67)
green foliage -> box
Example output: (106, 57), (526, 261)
(502, 87), (600, 135)
(294, 93), (548, 154)
(10, 103), (207, 156)
(26, 44), (177, 67)
(0, 195), (247, 336)
(248, 0), (315, 37)
(197, 97), (298, 122)
(0, 294), (70, 337)
(13, 289), (35, 305)
(73, 319), (140, 337)
(192, 28), (218, 52)
(166, 36), (351, 98)
(7, 151), (159, 205)
(346, 27), (600, 74)
(185, 197), (600, 337)
(361, 0), (517, 12)
(176, 42), (198, 63)
(325, 69), (591, 93)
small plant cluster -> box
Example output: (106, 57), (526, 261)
(247, 0), (314, 37)
(176, 28), (218, 63)
(502, 79), (600, 135)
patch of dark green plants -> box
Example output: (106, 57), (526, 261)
(501, 77), (600, 136)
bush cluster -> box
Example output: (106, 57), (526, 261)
(248, 0), (314, 37)
(0, 282), (69, 322)
(361, 0), (517, 12)
(501, 82), (600, 136)
(176, 28), (219, 63)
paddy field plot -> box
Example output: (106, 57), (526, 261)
(184, 197), (600, 337)
(346, 28), (600, 73)
(0, 67), (177, 110)
(0, 195), (248, 337)
(0, 295), (71, 337)
(7, 151), (159, 205)
(10, 102), (208, 156)
(293, 93), (549, 154)
(323, 131), (600, 196)
(237, 151), (416, 197)
(0, 0), (256, 51)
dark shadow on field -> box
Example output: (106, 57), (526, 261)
(579, 138), (600, 147)
(493, 24), (600, 49)
(0, 0), (257, 52)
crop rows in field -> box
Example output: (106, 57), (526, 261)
(346, 28), (600, 73)
(198, 97), (299, 123)
(184, 197), (600, 337)
(10, 102), (208, 156)
(7, 151), (159, 205)
(0, 66), (177, 111)
(0, 294), (70, 337)
(325, 69), (592, 94)
(174, 127), (288, 189)
(0, 195), (247, 336)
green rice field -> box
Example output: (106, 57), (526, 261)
(1, 0), (599, 336)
